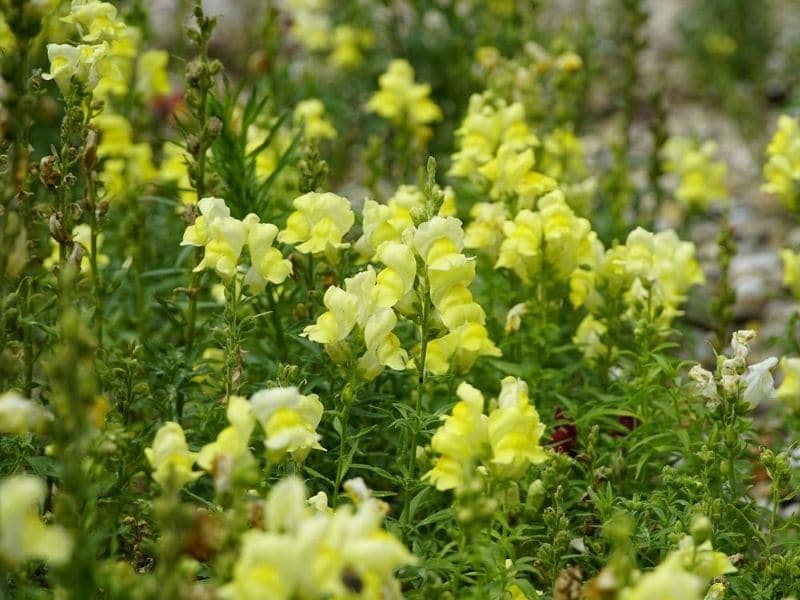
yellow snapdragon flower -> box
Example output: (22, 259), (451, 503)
(0, 391), (53, 434)
(464, 202), (509, 257)
(449, 92), (538, 178)
(619, 535), (735, 600)
(279, 191), (354, 255)
(220, 476), (414, 599)
(249, 387), (325, 464)
(0, 476), (72, 567)
(354, 184), (454, 259)
(286, 0), (332, 52)
(780, 248), (800, 298)
(44, 41), (122, 94)
(303, 267), (409, 379)
(777, 357), (800, 410)
(478, 144), (557, 204)
(242, 215), (293, 293)
(145, 421), (201, 490)
(425, 382), (489, 491)
(373, 241), (417, 307)
(329, 24), (373, 69)
(197, 396), (257, 491)
(496, 190), (598, 284)
(575, 226), (704, 334)
(573, 314), (608, 364)
(61, 0), (127, 43)
(762, 115), (800, 211)
(135, 49), (171, 101)
(293, 99), (337, 141)
(159, 141), (195, 205)
(488, 377), (547, 479)
(425, 377), (548, 491)
(93, 111), (158, 201)
(662, 137), (728, 211)
(366, 59), (442, 143)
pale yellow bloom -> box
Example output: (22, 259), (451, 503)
(780, 248), (800, 298)
(366, 59), (442, 143)
(0, 391), (53, 435)
(242, 215), (292, 293)
(249, 387), (324, 464)
(62, 0), (127, 43)
(136, 49), (170, 101)
(293, 99), (337, 141)
(145, 422), (201, 490)
(197, 396), (257, 491)
(663, 137), (728, 211)
(425, 382), (489, 491)
(0, 476), (72, 567)
(762, 115), (800, 210)
(777, 356), (800, 410)
(279, 192), (354, 255)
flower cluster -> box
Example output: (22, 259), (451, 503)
(662, 136), (728, 211)
(146, 388), (324, 492)
(93, 112), (157, 201)
(571, 226), (704, 361)
(414, 216), (501, 375)
(366, 59), (443, 144)
(762, 115), (800, 211)
(425, 377), (547, 491)
(181, 196), (291, 289)
(617, 535), (735, 600)
(496, 189), (601, 284)
(538, 127), (596, 214)
(43, 0), (155, 99)
(278, 191), (354, 258)
(689, 330), (777, 410)
(303, 266), (410, 380)
(0, 475), (73, 568)
(293, 98), (337, 141)
(449, 92), (555, 205)
(354, 183), (455, 260)
(307, 194), (498, 378)
(220, 477), (414, 599)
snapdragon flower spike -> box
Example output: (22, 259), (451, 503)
(662, 136), (729, 211)
(762, 115), (800, 211)
(302, 267), (409, 380)
(181, 197), (291, 288)
(366, 58), (442, 143)
(449, 92), (539, 180)
(425, 377), (548, 492)
(413, 216), (500, 375)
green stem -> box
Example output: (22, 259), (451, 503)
(87, 169), (103, 351)
(267, 286), (288, 360)
(22, 277), (33, 397)
(403, 271), (431, 537)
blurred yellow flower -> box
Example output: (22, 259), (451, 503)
(279, 191), (354, 255)
(366, 59), (442, 143)
(145, 422), (201, 490)
(0, 475), (72, 567)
